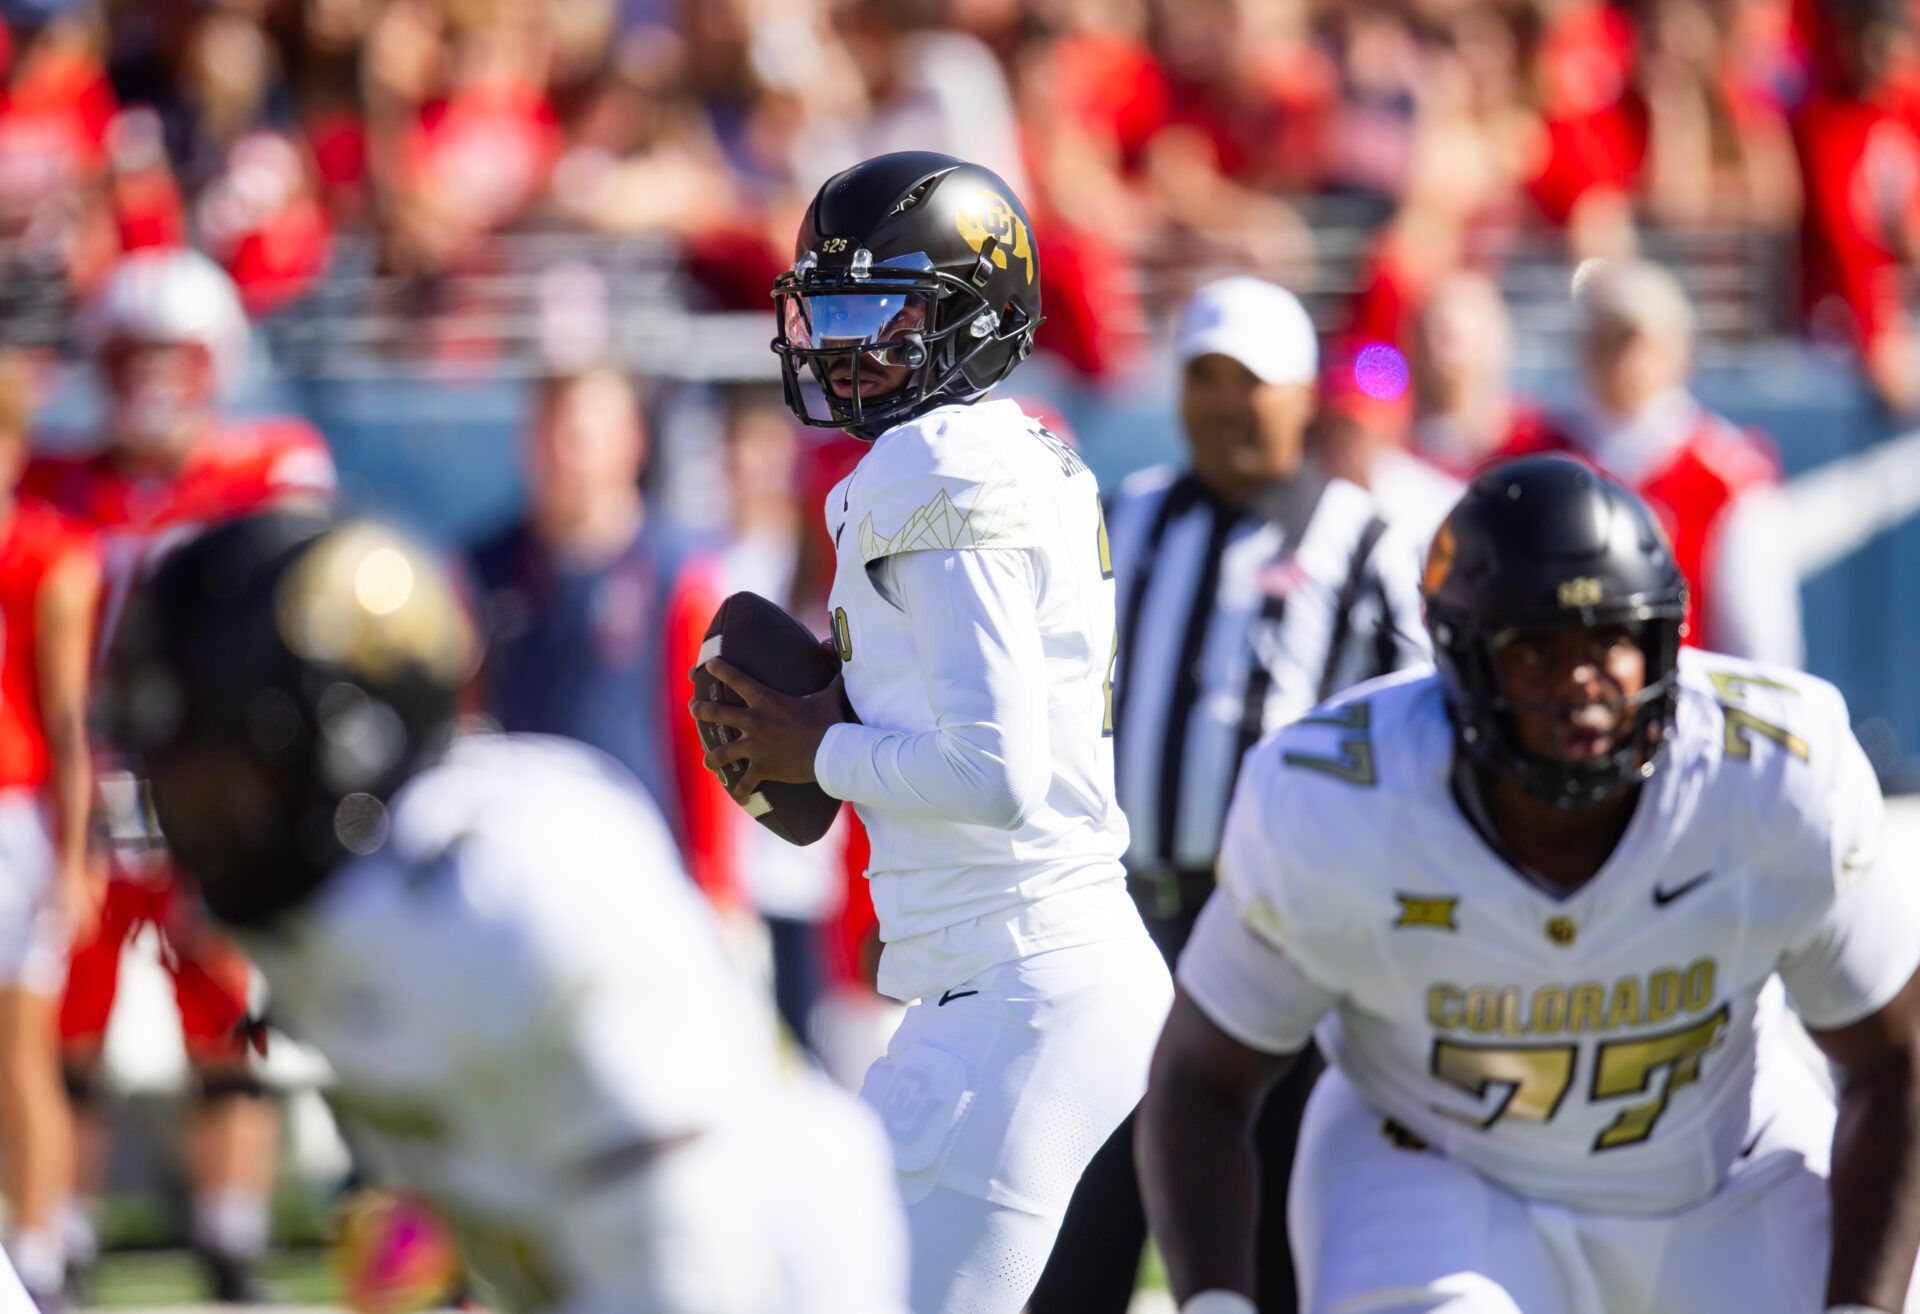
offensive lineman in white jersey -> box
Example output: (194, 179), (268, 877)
(1141, 456), (1920, 1314)
(99, 511), (909, 1314)
(692, 151), (1172, 1314)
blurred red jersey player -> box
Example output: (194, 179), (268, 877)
(0, 354), (100, 1311)
(23, 248), (334, 1303)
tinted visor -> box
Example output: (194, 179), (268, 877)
(781, 289), (932, 365)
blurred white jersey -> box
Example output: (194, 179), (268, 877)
(0, 1245), (28, 1314)
(823, 399), (1138, 1002)
(1182, 650), (1920, 1215)
(247, 734), (908, 1314)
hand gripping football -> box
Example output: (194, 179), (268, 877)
(693, 592), (844, 846)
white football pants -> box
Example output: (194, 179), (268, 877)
(859, 932), (1173, 1314)
(1289, 1057), (1920, 1314)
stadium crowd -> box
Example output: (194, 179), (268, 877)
(1, 0), (1919, 396)
(0, 0), (1917, 1309)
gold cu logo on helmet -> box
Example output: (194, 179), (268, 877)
(955, 190), (1034, 286)
(1558, 576), (1604, 608)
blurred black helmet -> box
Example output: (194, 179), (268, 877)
(100, 511), (477, 928)
(1423, 455), (1689, 808)
(772, 151), (1043, 440)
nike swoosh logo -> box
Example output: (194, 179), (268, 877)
(1653, 872), (1712, 907)
(937, 989), (978, 1006)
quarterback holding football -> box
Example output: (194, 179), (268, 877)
(692, 151), (1172, 1314)
(1141, 456), (1920, 1314)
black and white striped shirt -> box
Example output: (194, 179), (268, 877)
(1108, 465), (1429, 878)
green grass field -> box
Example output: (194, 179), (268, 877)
(83, 1249), (339, 1309)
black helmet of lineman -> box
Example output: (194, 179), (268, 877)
(99, 511), (477, 928)
(772, 150), (1043, 440)
(1422, 455), (1689, 809)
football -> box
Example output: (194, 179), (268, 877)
(693, 591), (844, 846)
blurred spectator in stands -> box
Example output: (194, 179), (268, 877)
(802, 0), (1026, 197)
(1792, 0), (1920, 411)
(288, 0), (379, 226)
(718, 390), (843, 1048)
(99, 105), (185, 254)
(1007, 1), (1154, 376)
(547, 0), (777, 307)
(194, 129), (331, 315)
(0, 354), (98, 1313)
(1148, 0), (1332, 194)
(1130, 0), (1316, 300)
(1635, 0), (1800, 230)
(28, 249), (332, 1304)
(1328, 270), (1547, 543)
(1317, 0), (1425, 209)
(95, 0), (331, 311)
(0, 3), (119, 297)
(1520, 0), (1646, 256)
(1339, 33), (1515, 367)
(468, 367), (740, 908)
(106, 0), (289, 191)
(1508, 258), (1802, 664)
(363, 0), (558, 280)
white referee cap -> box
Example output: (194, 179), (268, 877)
(1175, 276), (1318, 387)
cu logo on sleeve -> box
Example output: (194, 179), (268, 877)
(877, 1068), (940, 1142)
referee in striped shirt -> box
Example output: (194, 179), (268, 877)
(1032, 278), (1430, 1314)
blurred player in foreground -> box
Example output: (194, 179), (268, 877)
(0, 358), (99, 1311)
(101, 510), (910, 1314)
(27, 248), (335, 1301)
(1141, 455), (1920, 1314)
(695, 151), (1171, 1313)
(0, 1245), (35, 1314)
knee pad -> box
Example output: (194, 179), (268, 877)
(62, 1060), (101, 1110)
(195, 1068), (269, 1104)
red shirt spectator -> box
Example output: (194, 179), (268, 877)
(0, 499), (93, 793)
(1788, 0), (1920, 410)
(1505, 260), (1798, 663)
(1525, 1), (1648, 226)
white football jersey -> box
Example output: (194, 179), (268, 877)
(247, 734), (907, 1313)
(824, 399), (1137, 1000)
(1182, 650), (1920, 1214)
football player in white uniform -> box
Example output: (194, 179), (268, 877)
(692, 151), (1172, 1314)
(100, 511), (910, 1314)
(1140, 456), (1920, 1314)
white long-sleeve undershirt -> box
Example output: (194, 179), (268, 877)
(813, 547), (1051, 832)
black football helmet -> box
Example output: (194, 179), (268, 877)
(99, 511), (477, 928)
(772, 151), (1043, 440)
(1423, 455), (1689, 808)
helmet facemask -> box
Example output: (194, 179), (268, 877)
(771, 251), (1028, 439)
(1433, 607), (1686, 810)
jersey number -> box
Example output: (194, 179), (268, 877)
(1430, 1005), (1730, 1152)
(1709, 671), (1810, 762)
(1281, 701), (1376, 787)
